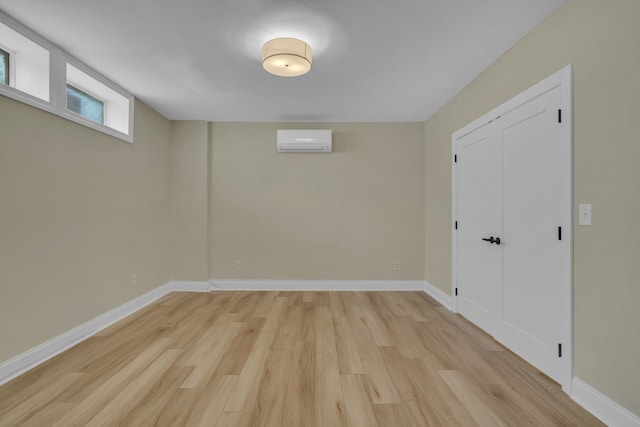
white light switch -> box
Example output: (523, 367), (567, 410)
(579, 204), (592, 226)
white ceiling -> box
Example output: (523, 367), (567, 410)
(0, 0), (565, 122)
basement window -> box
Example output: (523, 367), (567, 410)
(64, 62), (131, 136)
(0, 46), (9, 85)
(66, 84), (104, 124)
(0, 11), (134, 142)
(0, 18), (50, 102)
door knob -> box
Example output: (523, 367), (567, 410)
(482, 236), (502, 245)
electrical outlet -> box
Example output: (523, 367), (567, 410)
(394, 260), (401, 271)
(234, 260), (242, 271)
(131, 274), (138, 287)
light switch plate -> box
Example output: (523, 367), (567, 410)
(579, 204), (592, 225)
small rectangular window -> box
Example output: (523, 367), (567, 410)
(1, 12), (133, 141)
(0, 19), (50, 101)
(66, 63), (131, 137)
(0, 47), (9, 85)
(66, 84), (104, 124)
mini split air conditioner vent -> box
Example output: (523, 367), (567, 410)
(277, 129), (332, 152)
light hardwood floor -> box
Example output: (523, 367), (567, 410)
(0, 291), (603, 426)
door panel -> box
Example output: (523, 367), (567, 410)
(499, 87), (564, 382)
(455, 123), (502, 334)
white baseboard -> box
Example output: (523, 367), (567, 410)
(209, 279), (426, 292)
(170, 280), (210, 292)
(0, 281), (175, 386)
(572, 377), (640, 427)
(423, 280), (453, 310)
(0, 279), (422, 386)
(4, 278), (638, 427)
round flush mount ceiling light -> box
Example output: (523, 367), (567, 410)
(262, 37), (312, 77)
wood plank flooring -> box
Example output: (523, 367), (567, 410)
(0, 291), (603, 426)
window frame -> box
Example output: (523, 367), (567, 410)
(0, 13), (52, 110)
(62, 57), (133, 140)
(0, 11), (134, 143)
(0, 45), (10, 85)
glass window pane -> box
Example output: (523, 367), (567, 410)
(66, 84), (104, 124)
(0, 47), (8, 85)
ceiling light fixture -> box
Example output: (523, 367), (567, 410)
(262, 37), (312, 77)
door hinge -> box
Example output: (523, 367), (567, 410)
(454, 154), (457, 163)
(558, 226), (562, 241)
(455, 288), (458, 296)
(558, 343), (562, 358)
(558, 109), (562, 123)
(455, 221), (458, 230)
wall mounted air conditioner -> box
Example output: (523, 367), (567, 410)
(277, 129), (332, 153)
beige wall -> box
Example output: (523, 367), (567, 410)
(210, 123), (425, 280)
(0, 97), (172, 362)
(169, 121), (209, 280)
(3, 0), (636, 415)
(424, 0), (640, 414)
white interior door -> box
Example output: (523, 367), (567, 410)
(455, 123), (502, 335)
(452, 67), (572, 388)
(498, 86), (566, 382)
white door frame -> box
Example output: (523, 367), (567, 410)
(451, 65), (573, 392)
